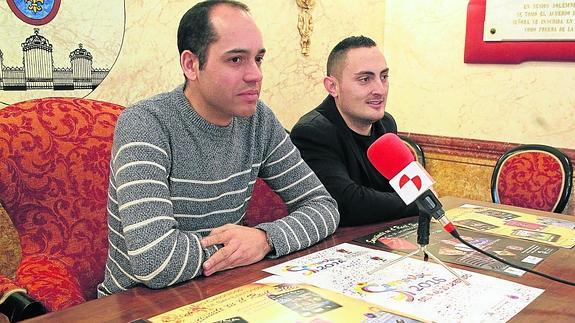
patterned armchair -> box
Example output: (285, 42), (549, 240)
(244, 178), (288, 227)
(0, 98), (124, 314)
(491, 144), (573, 213)
(0, 97), (289, 317)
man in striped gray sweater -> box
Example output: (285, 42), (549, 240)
(97, 0), (339, 297)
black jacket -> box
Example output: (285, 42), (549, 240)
(290, 95), (418, 226)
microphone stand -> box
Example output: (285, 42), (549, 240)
(368, 210), (469, 285)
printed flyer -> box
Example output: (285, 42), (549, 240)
(145, 275), (424, 322)
(264, 243), (543, 323)
(354, 218), (558, 276)
(446, 204), (575, 248)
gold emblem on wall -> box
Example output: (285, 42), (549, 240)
(296, 0), (315, 56)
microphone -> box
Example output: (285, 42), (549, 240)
(367, 133), (458, 238)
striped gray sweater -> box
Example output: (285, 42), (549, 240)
(97, 86), (339, 296)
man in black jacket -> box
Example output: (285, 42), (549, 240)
(291, 36), (418, 226)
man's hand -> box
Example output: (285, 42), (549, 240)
(201, 224), (271, 276)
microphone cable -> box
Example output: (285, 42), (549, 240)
(448, 229), (575, 287)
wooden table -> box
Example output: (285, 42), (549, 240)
(27, 197), (575, 322)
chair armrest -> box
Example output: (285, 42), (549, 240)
(0, 275), (45, 322)
(0, 275), (26, 303)
(16, 255), (85, 312)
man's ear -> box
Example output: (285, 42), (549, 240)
(180, 50), (199, 81)
(323, 76), (338, 98)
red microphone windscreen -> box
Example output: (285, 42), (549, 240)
(367, 133), (414, 180)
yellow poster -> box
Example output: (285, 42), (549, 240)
(147, 276), (424, 323)
(446, 204), (575, 248)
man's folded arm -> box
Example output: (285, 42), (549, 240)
(255, 125), (339, 258)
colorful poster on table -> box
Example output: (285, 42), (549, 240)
(446, 204), (575, 248)
(145, 275), (424, 323)
(264, 243), (543, 323)
(353, 218), (558, 277)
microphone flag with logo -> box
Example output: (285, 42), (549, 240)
(389, 161), (434, 205)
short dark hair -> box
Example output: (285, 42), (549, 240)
(326, 36), (377, 77)
(177, 0), (250, 70)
